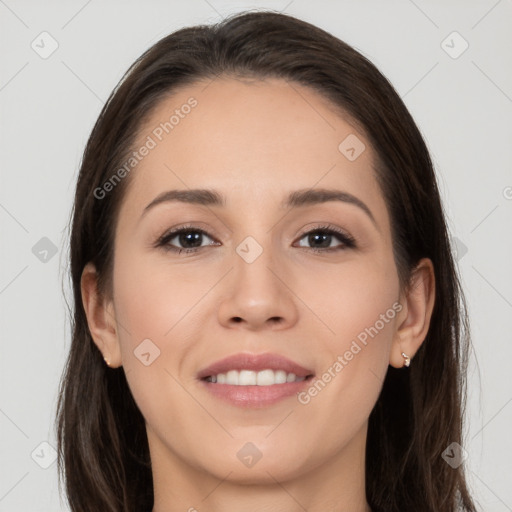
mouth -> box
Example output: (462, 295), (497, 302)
(197, 352), (315, 408)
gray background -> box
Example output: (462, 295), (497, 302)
(1, 0), (511, 510)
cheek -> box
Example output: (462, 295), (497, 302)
(111, 254), (206, 428)
(300, 252), (400, 405)
(304, 249), (400, 345)
(111, 250), (225, 418)
(113, 251), (209, 346)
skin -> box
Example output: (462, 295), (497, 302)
(81, 76), (435, 512)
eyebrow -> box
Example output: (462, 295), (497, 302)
(141, 187), (377, 228)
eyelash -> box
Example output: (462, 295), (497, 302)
(154, 223), (357, 255)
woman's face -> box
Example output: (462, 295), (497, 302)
(106, 77), (403, 485)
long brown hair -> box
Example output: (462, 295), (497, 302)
(56, 10), (477, 512)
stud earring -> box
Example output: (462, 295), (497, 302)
(401, 352), (411, 368)
(104, 356), (111, 367)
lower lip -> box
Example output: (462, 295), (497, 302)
(199, 376), (315, 408)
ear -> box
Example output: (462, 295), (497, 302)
(81, 262), (122, 368)
(389, 258), (436, 368)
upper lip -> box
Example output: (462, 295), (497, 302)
(197, 352), (315, 379)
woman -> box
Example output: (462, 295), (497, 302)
(55, 10), (478, 512)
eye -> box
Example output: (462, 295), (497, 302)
(154, 223), (356, 255)
(155, 225), (219, 254)
(295, 224), (356, 252)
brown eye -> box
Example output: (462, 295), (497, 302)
(295, 225), (356, 252)
(155, 226), (218, 254)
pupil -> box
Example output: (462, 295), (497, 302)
(309, 232), (330, 248)
(180, 232), (202, 248)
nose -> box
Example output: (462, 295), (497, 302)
(217, 238), (299, 331)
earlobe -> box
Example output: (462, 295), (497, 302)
(389, 258), (436, 368)
(80, 262), (122, 368)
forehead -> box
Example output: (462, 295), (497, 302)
(117, 76), (386, 225)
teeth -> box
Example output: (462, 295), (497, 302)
(205, 369), (307, 385)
